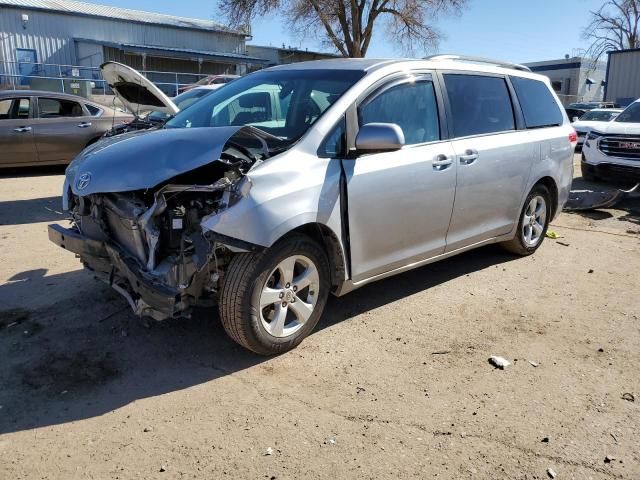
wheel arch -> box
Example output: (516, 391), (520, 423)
(534, 176), (559, 219)
(278, 222), (347, 294)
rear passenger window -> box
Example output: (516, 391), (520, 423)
(38, 98), (84, 118)
(444, 74), (515, 137)
(359, 79), (440, 145)
(510, 77), (563, 128)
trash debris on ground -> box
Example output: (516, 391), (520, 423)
(264, 447), (274, 456)
(563, 183), (640, 211)
(159, 465), (166, 472)
(588, 269), (594, 273)
(431, 350), (451, 355)
(546, 230), (561, 239)
(604, 455), (616, 463)
(598, 348), (604, 353)
(143, 427), (153, 432)
(556, 241), (571, 247)
(488, 356), (511, 369)
(529, 360), (540, 367)
(547, 467), (557, 478)
(324, 437), (336, 445)
(621, 392), (635, 402)
(541, 436), (549, 443)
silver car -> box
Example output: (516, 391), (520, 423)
(48, 56), (576, 355)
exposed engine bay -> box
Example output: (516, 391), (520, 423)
(56, 127), (282, 320)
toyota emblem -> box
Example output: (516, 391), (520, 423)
(77, 172), (92, 190)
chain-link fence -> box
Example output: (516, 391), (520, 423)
(0, 60), (211, 105)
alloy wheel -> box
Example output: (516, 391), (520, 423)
(522, 195), (547, 247)
(259, 255), (320, 338)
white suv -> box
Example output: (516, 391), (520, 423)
(581, 99), (640, 181)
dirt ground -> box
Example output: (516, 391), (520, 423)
(0, 155), (638, 479)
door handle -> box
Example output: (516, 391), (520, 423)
(432, 154), (453, 171)
(77, 122), (92, 128)
(459, 149), (479, 165)
(13, 126), (32, 133)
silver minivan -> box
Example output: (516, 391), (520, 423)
(49, 56), (576, 355)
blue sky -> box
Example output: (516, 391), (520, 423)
(85, 0), (605, 63)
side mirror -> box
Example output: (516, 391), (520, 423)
(355, 123), (405, 153)
(572, 116), (579, 122)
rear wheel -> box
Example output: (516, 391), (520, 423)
(500, 185), (551, 256)
(219, 234), (330, 355)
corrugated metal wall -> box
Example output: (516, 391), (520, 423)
(0, 5), (244, 68)
(605, 50), (640, 105)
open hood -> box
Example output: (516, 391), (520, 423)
(100, 61), (179, 115)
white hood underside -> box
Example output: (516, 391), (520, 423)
(101, 61), (179, 115)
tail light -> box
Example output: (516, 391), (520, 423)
(569, 129), (578, 144)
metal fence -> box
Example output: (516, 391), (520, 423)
(0, 60), (211, 99)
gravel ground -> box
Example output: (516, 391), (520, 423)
(0, 156), (638, 479)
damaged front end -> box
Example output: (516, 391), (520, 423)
(49, 126), (280, 320)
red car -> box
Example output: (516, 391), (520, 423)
(178, 74), (239, 93)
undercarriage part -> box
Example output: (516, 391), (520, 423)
(563, 183), (640, 211)
(65, 174), (248, 319)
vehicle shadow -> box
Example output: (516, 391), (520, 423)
(0, 196), (66, 226)
(0, 165), (67, 179)
(0, 244), (517, 435)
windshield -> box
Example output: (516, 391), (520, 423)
(580, 110), (619, 121)
(569, 103), (591, 109)
(615, 102), (640, 123)
(165, 69), (365, 141)
(148, 88), (213, 122)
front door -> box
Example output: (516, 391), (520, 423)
(32, 97), (97, 163)
(441, 73), (537, 251)
(0, 96), (39, 166)
(343, 74), (457, 282)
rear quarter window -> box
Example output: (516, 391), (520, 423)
(85, 104), (103, 116)
(511, 77), (563, 128)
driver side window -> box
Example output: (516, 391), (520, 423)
(359, 80), (440, 145)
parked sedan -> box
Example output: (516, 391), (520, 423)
(571, 108), (623, 147)
(178, 74), (239, 93)
(0, 90), (132, 168)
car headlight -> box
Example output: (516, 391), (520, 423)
(585, 131), (602, 148)
(586, 131), (602, 140)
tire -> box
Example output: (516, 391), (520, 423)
(219, 233), (331, 355)
(500, 184), (551, 256)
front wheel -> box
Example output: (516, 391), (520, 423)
(219, 234), (330, 355)
(500, 185), (551, 256)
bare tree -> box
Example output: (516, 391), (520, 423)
(219, 0), (467, 57)
(583, 0), (640, 61)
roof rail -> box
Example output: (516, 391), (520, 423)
(424, 54), (532, 72)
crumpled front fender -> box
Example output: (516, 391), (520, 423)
(200, 155), (344, 250)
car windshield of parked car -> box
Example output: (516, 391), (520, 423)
(568, 103), (591, 109)
(614, 102), (640, 123)
(147, 88), (213, 123)
(580, 110), (618, 121)
(165, 69), (365, 142)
